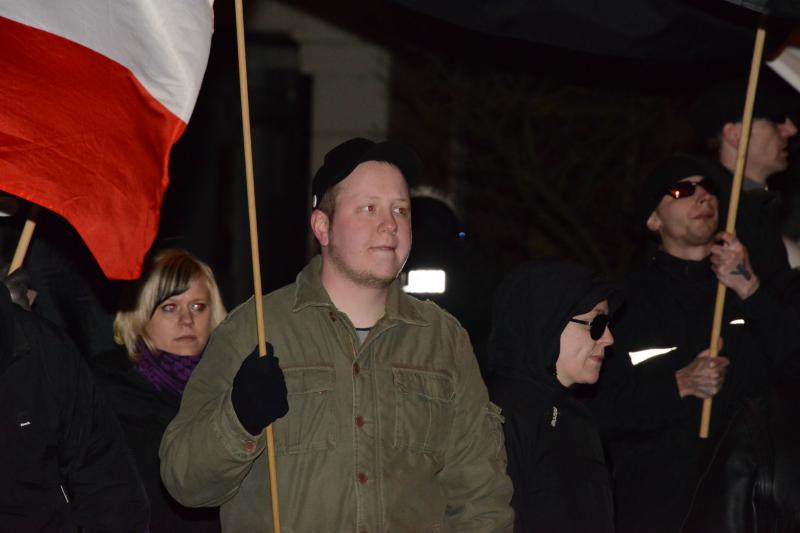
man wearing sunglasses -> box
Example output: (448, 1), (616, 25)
(586, 154), (790, 533)
(692, 79), (798, 283)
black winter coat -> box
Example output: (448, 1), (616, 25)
(487, 260), (617, 533)
(682, 384), (800, 533)
(711, 162), (791, 286)
(0, 287), (148, 531)
(587, 250), (788, 533)
(92, 348), (220, 533)
(490, 375), (614, 533)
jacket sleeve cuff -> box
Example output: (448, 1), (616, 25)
(738, 282), (778, 321)
(214, 389), (267, 460)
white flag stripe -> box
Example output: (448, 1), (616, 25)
(0, 0), (213, 122)
(768, 46), (800, 95)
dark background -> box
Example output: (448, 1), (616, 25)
(164, 0), (799, 364)
(5, 0), (798, 362)
(163, 1), (799, 295)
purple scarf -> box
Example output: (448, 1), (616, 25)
(134, 339), (201, 398)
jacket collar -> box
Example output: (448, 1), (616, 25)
(718, 163), (780, 202)
(292, 255), (429, 327)
(651, 249), (714, 283)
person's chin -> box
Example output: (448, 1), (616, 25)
(583, 366), (602, 384)
(169, 343), (202, 356)
(369, 271), (400, 288)
(368, 262), (402, 283)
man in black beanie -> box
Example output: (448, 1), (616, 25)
(692, 79), (799, 283)
(586, 154), (791, 533)
(160, 138), (513, 531)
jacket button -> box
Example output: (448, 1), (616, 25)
(357, 472), (368, 484)
(329, 310), (337, 322)
(353, 362), (360, 376)
(243, 441), (256, 453)
(355, 415), (365, 428)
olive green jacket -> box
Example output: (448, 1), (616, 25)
(160, 256), (513, 532)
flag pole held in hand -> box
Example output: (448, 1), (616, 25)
(700, 20), (767, 439)
(233, 0), (282, 529)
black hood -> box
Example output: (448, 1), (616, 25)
(487, 259), (620, 385)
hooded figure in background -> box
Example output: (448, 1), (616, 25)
(0, 277), (149, 531)
(487, 259), (619, 533)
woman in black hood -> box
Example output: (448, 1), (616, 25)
(487, 259), (619, 533)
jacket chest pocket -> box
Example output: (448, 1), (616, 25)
(275, 365), (336, 454)
(392, 367), (455, 456)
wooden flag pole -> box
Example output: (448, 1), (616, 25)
(699, 22), (767, 439)
(8, 204), (40, 275)
(233, 0), (282, 529)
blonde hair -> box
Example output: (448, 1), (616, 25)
(113, 249), (226, 360)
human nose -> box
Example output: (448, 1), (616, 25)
(599, 326), (613, 347)
(695, 184), (711, 202)
(178, 307), (194, 325)
(780, 118), (798, 137)
(379, 209), (398, 234)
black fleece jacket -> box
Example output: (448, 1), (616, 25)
(0, 286), (149, 532)
(586, 250), (790, 533)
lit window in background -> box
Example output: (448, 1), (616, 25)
(402, 269), (446, 294)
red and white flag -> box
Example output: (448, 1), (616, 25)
(769, 45), (800, 95)
(0, 1), (214, 279)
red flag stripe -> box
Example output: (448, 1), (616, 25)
(0, 16), (185, 279)
(0, 1), (213, 122)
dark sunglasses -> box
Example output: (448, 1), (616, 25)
(665, 178), (716, 200)
(569, 314), (609, 340)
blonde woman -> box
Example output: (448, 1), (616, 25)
(92, 249), (226, 532)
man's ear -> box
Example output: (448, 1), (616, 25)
(646, 210), (662, 233)
(721, 122), (741, 149)
(310, 209), (331, 247)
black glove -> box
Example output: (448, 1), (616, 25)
(2, 266), (35, 310)
(231, 343), (289, 436)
